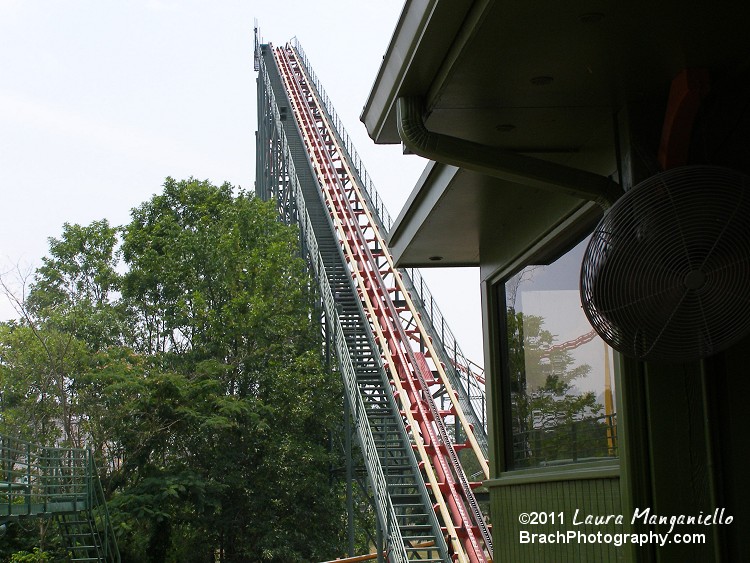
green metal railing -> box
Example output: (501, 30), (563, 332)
(0, 434), (120, 562)
(512, 413), (618, 468)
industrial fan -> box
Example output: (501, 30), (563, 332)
(580, 165), (750, 362)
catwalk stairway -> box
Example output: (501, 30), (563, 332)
(1, 434), (119, 562)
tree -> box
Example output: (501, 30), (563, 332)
(0, 322), (91, 447)
(507, 309), (603, 467)
(1, 177), (347, 561)
(115, 178), (345, 561)
(0, 220), (123, 449)
(26, 220), (125, 351)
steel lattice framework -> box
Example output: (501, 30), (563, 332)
(256, 36), (492, 563)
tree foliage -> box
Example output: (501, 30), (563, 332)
(26, 220), (125, 351)
(507, 309), (604, 466)
(0, 178), (347, 562)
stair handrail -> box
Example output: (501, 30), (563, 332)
(87, 451), (121, 563)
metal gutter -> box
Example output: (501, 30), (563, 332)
(396, 97), (622, 208)
(361, 0), (473, 144)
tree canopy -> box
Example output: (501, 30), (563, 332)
(0, 178), (347, 562)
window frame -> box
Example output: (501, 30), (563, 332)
(492, 230), (620, 474)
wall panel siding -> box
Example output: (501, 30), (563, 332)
(491, 477), (624, 562)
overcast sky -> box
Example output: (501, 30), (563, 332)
(0, 0), (484, 364)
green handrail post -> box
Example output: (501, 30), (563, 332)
(88, 450), (93, 514)
(26, 441), (31, 515)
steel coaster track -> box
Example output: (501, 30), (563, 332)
(290, 39), (489, 456)
(266, 42), (493, 563)
(257, 47), (449, 562)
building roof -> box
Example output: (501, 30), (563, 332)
(362, 0), (749, 271)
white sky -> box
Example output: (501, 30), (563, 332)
(0, 0), (484, 364)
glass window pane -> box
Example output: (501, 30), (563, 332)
(505, 237), (617, 469)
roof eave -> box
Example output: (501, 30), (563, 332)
(361, 0), (473, 144)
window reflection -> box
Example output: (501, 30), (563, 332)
(505, 237), (617, 468)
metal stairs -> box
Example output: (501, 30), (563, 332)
(1, 434), (120, 562)
(322, 226), (449, 561)
(58, 512), (107, 562)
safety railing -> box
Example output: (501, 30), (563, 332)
(1, 435), (88, 517)
(258, 53), (410, 563)
(291, 38), (394, 232)
(402, 266), (488, 444)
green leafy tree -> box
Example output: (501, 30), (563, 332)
(1, 219), (125, 451)
(1, 178), (347, 562)
(8, 547), (52, 563)
(26, 220), (125, 351)
(507, 309), (603, 466)
(0, 323), (90, 446)
(116, 178), (345, 561)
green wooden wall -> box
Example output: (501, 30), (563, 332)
(490, 476), (624, 562)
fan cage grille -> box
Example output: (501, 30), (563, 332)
(580, 165), (750, 362)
